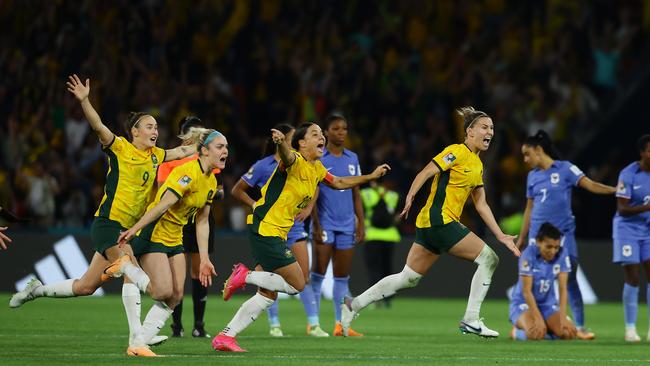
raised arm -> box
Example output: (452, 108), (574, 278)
(231, 178), (256, 208)
(324, 164), (391, 190)
(271, 129), (296, 167)
(164, 144), (198, 162)
(578, 176), (616, 194)
(66, 74), (114, 146)
(117, 190), (180, 245)
(195, 204), (217, 286)
(616, 197), (650, 217)
(516, 198), (534, 249)
(471, 187), (520, 257)
(399, 162), (439, 219)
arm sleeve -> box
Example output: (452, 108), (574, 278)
(105, 135), (124, 153)
(315, 161), (334, 184)
(565, 161), (585, 186)
(560, 249), (572, 273)
(615, 169), (632, 199)
(241, 162), (260, 187)
(164, 165), (193, 198)
(518, 251), (533, 276)
(432, 145), (460, 172)
(526, 172), (534, 199)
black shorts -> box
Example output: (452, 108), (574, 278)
(182, 215), (215, 254)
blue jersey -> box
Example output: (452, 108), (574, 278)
(511, 245), (572, 307)
(613, 162), (650, 240)
(241, 155), (305, 237)
(527, 160), (585, 236)
(316, 148), (361, 232)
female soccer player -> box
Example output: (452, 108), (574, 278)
(509, 223), (578, 340)
(310, 114), (365, 336)
(231, 123), (326, 337)
(212, 122), (390, 352)
(611, 134), (650, 342)
(517, 130), (616, 339)
(341, 106), (520, 338)
(108, 128), (226, 356)
(9, 75), (197, 347)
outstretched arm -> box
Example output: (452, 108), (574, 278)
(324, 164), (391, 190)
(399, 162), (439, 219)
(66, 74), (114, 146)
(271, 129), (296, 168)
(578, 176), (616, 194)
(164, 144), (198, 162)
(117, 190), (179, 245)
(472, 187), (520, 257)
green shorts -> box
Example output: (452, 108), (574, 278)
(249, 229), (296, 271)
(90, 217), (126, 258)
(415, 221), (471, 254)
(131, 236), (185, 258)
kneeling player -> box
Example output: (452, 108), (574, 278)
(509, 223), (578, 340)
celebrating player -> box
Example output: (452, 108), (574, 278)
(212, 122), (389, 352)
(612, 134), (650, 342)
(341, 106), (520, 338)
(517, 130), (616, 339)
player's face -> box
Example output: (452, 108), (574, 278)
(537, 237), (561, 261)
(132, 116), (159, 149)
(300, 124), (326, 159)
(206, 136), (228, 170)
(521, 144), (541, 168)
(466, 117), (493, 151)
(326, 119), (347, 146)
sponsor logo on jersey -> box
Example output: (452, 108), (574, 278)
(178, 175), (192, 187)
(443, 153), (456, 165)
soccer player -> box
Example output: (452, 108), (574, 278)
(212, 122), (390, 352)
(612, 134), (650, 342)
(509, 222), (578, 340)
(231, 123), (326, 337)
(310, 114), (365, 336)
(158, 116), (221, 339)
(9, 75), (197, 347)
(341, 106), (520, 338)
(106, 128), (226, 356)
(517, 130), (616, 339)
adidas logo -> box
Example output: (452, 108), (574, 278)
(14, 235), (104, 296)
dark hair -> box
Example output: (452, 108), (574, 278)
(179, 116), (202, 135)
(535, 222), (562, 242)
(124, 112), (148, 140)
(291, 122), (317, 150)
(637, 134), (650, 153)
(456, 106), (489, 131)
(263, 123), (294, 157)
(324, 114), (346, 129)
(524, 130), (561, 159)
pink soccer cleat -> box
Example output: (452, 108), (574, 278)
(222, 263), (249, 301)
(212, 333), (247, 352)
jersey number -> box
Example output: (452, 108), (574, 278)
(540, 188), (548, 203)
(644, 195), (650, 205)
(538, 279), (551, 294)
(141, 171), (150, 186)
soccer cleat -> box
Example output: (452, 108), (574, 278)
(9, 278), (43, 308)
(212, 333), (247, 352)
(103, 254), (131, 279)
(222, 263), (249, 301)
(459, 318), (499, 338)
(334, 322), (363, 337)
(269, 326), (283, 337)
(625, 328), (641, 342)
(126, 346), (157, 357)
(171, 323), (184, 337)
(340, 296), (359, 337)
(576, 329), (595, 340)
(192, 327), (211, 338)
(306, 324), (329, 337)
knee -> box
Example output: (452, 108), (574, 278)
(292, 280), (305, 293)
(401, 266), (422, 288)
(484, 246), (499, 271)
(259, 288), (278, 300)
(75, 283), (98, 296)
(149, 285), (173, 301)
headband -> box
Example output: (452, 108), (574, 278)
(202, 130), (224, 147)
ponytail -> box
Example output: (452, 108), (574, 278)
(524, 130), (561, 159)
(178, 126), (212, 146)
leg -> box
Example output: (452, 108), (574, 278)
(332, 247), (354, 322)
(515, 310), (547, 340)
(311, 241), (333, 315)
(291, 240), (321, 328)
(188, 252), (210, 336)
(566, 256), (584, 328)
(623, 263), (641, 341)
(546, 311), (577, 340)
(171, 254), (191, 337)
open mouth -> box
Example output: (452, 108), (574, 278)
(150, 136), (157, 143)
(483, 137), (491, 146)
(316, 142), (324, 153)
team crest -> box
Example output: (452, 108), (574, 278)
(622, 244), (632, 257)
(151, 154), (159, 169)
(617, 181), (626, 194)
(550, 173), (560, 184)
(521, 260), (530, 271)
(553, 264), (560, 275)
(285, 249), (294, 258)
(178, 175), (192, 187)
(348, 164), (355, 175)
(443, 153), (456, 165)
(245, 167), (254, 180)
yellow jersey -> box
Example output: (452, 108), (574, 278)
(95, 136), (166, 228)
(248, 152), (333, 240)
(138, 159), (217, 247)
(416, 143), (484, 227)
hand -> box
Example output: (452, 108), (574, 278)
(516, 237), (527, 250)
(371, 164), (391, 179)
(270, 129), (285, 145)
(199, 259), (217, 287)
(497, 233), (521, 257)
(529, 320), (547, 339)
(355, 223), (365, 244)
(0, 227), (11, 250)
(312, 226), (325, 245)
(399, 195), (414, 220)
(560, 318), (577, 339)
(295, 206), (311, 222)
(66, 74), (90, 101)
(117, 228), (137, 248)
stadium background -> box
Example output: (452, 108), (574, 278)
(1, 0), (649, 301)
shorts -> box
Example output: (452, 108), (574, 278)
(249, 229), (296, 271)
(131, 236), (185, 258)
(530, 228), (578, 258)
(182, 218), (215, 254)
(317, 229), (355, 250)
(415, 221), (470, 254)
(509, 302), (559, 325)
(613, 238), (650, 264)
(90, 217), (126, 259)
(286, 222), (308, 248)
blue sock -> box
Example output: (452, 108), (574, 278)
(567, 258), (584, 328)
(623, 283), (639, 328)
(515, 329), (527, 340)
(267, 299), (280, 327)
(299, 282), (320, 326)
(333, 276), (350, 322)
(310, 272), (325, 315)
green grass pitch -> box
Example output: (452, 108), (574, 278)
(1, 294), (649, 365)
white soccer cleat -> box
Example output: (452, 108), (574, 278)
(9, 278), (43, 308)
(459, 318), (499, 338)
(148, 335), (168, 347)
(625, 328), (641, 342)
(340, 296), (359, 337)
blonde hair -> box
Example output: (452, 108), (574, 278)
(178, 126), (213, 145)
(456, 106), (489, 131)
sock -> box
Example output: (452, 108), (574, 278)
(172, 300), (183, 328)
(567, 257), (584, 328)
(299, 282), (320, 326)
(122, 283), (142, 345)
(623, 283), (639, 328)
(33, 279), (75, 298)
(310, 272), (325, 314)
(222, 293), (275, 337)
(122, 262), (150, 294)
(192, 279), (207, 328)
(333, 276), (350, 322)
(267, 299), (280, 327)
(463, 245), (499, 322)
(515, 329), (527, 340)
(351, 265), (422, 312)
(133, 301), (173, 347)
(245, 271), (299, 294)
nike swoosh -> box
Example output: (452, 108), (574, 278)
(633, 185), (642, 189)
(326, 167), (333, 171)
(482, 282), (490, 286)
(136, 302), (141, 305)
(464, 169), (471, 173)
(461, 322), (482, 333)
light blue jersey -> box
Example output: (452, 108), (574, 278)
(613, 162), (650, 240)
(511, 245), (572, 307)
(316, 148), (361, 233)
